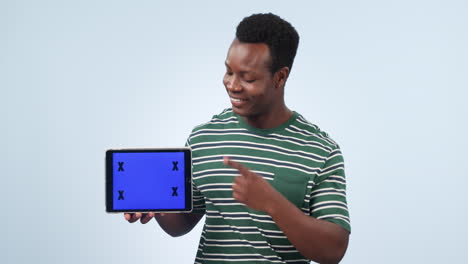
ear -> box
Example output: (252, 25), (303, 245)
(274, 67), (290, 90)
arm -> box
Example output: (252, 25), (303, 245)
(225, 157), (349, 264)
(124, 212), (204, 237)
(155, 212), (204, 237)
(266, 190), (349, 264)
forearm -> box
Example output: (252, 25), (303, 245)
(155, 212), (204, 237)
(266, 193), (349, 264)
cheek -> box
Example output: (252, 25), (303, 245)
(223, 75), (232, 89)
(246, 84), (268, 98)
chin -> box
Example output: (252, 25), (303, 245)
(231, 106), (257, 118)
(231, 106), (244, 116)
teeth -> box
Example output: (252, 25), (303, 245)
(231, 97), (245, 102)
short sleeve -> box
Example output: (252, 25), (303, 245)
(186, 134), (206, 214)
(191, 183), (206, 213)
(309, 146), (350, 232)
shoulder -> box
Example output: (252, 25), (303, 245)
(186, 108), (237, 144)
(289, 112), (341, 151)
(191, 108), (236, 131)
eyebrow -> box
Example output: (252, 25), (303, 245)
(224, 62), (255, 75)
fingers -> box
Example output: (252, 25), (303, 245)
(224, 157), (251, 177)
(232, 175), (245, 192)
(232, 189), (243, 202)
(232, 182), (241, 193)
(232, 182), (248, 204)
(140, 212), (155, 224)
(232, 176), (247, 203)
(132, 213), (143, 223)
(124, 213), (131, 221)
(230, 160), (250, 203)
(124, 212), (154, 224)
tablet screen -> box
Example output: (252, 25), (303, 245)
(106, 148), (192, 212)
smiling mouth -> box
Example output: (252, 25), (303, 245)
(230, 96), (248, 102)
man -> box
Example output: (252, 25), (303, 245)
(125, 13), (350, 264)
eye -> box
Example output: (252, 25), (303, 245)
(245, 79), (256, 83)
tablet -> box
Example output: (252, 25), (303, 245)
(105, 148), (192, 213)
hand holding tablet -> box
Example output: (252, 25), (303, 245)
(106, 148), (193, 213)
(124, 212), (157, 224)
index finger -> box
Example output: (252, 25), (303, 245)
(224, 157), (251, 176)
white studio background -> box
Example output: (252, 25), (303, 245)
(2, 0), (467, 263)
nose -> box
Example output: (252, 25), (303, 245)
(224, 74), (242, 92)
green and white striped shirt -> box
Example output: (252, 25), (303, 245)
(187, 108), (350, 264)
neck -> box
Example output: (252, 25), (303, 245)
(242, 104), (293, 129)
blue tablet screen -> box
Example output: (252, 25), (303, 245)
(112, 152), (186, 210)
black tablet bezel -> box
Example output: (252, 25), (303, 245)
(105, 148), (192, 213)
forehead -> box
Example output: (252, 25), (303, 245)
(225, 39), (271, 72)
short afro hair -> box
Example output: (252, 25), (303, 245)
(236, 13), (299, 74)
